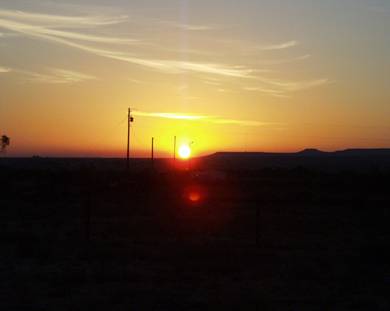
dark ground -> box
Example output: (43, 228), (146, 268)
(0, 158), (389, 310)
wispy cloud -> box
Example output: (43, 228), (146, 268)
(155, 46), (218, 57)
(90, 47), (255, 78)
(210, 118), (271, 127)
(158, 20), (214, 31)
(0, 8), (328, 96)
(0, 13), (254, 79)
(0, 31), (19, 38)
(0, 18), (139, 45)
(257, 77), (329, 91)
(133, 111), (207, 121)
(259, 40), (299, 51)
(217, 88), (233, 93)
(127, 78), (147, 84)
(21, 68), (96, 84)
(133, 111), (275, 127)
(0, 9), (127, 27)
(0, 66), (11, 73)
(258, 54), (311, 65)
(243, 77), (328, 98)
(174, 23), (213, 31)
(243, 86), (289, 98)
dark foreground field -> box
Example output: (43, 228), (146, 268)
(0, 159), (389, 309)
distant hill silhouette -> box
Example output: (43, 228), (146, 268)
(209, 148), (390, 158)
(334, 148), (390, 156)
(296, 148), (327, 156)
(202, 148), (390, 172)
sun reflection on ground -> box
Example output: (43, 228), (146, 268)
(188, 191), (201, 203)
(183, 185), (205, 206)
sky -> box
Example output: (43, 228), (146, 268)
(0, 0), (389, 157)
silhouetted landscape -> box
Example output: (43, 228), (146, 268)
(1, 151), (389, 309)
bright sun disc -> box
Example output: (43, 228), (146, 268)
(178, 144), (191, 159)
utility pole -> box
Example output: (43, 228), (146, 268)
(151, 137), (155, 169)
(173, 136), (177, 161)
(126, 108), (134, 170)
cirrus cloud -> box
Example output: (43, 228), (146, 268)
(0, 12), (255, 79)
(19, 68), (96, 84)
(259, 40), (299, 51)
(133, 110), (279, 127)
(0, 9), (127, 27)
(0, 7), (329, 96)
(0, 66), (11, 73)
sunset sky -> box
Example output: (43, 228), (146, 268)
(1, 0), (389, 157)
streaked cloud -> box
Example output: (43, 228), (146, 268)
(243, 86), (289, 98)
(174, 23), (213, 31)
(133, 111), (275, 127)
(0, 18), (139, 45)
(0, 9), (127, 27)
(0, 31), (18, 38)
(210, 118), (271, 127)
(21, 68), (96, 84)
(36, 27), (139, 45)
(127, 78), (147, 84)
(158, 20), (214, 31)
(258, 54), (311, 65)
(0, 66), (11, 73)
(155, 46), (218, 57)
(90, 46), (255, 78)
(0, 13), (254, 79)
(217, 88), (233, 93)
(0, 8), (328, 96)
(257, 77), (329, 92)
(134, 111), (208, 121)
(259, 40), (298, 51)
(244, 77), (328, 97)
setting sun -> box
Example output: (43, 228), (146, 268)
(178, 145), (191, 160)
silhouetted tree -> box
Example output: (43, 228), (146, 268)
(1, 135), (10, 153)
